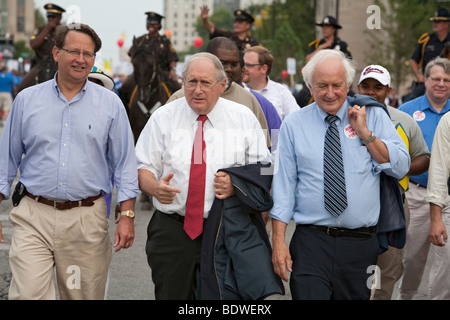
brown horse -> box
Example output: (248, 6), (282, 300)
(127, 37), (171, 144)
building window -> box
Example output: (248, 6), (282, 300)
(17, 16), (24, 32)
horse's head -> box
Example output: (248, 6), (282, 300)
(131, 37), (158, 104)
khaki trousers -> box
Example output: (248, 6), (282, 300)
(8, 195), (112, 300)
(398, 183), (450, 300)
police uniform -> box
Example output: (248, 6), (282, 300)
(409, 8), (449, 100)
(17, 3), (65, 92)
(411, 8), (450, 73)
(127, 12), (180, 92)
(210, 10), (260, 52)
(306, 16), (352, 59)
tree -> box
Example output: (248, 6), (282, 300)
(14, 40), (33, 59)
(35, 8), (46, 29)
(253, 0), (316, 83)
(365, 0), (443, 90)
(264, 21), (302, 80)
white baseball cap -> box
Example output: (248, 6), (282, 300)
(359, 65), (391, 87)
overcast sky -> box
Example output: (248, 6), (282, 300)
(34, 0), (164, 64)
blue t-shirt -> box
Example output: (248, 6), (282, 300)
(0, 71), (15, 93)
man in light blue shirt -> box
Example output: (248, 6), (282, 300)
(270, 50), (410, 300)
(0, 24), (139, 300)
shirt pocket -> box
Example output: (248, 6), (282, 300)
(347, 140), (372, 174)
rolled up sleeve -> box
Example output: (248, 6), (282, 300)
(425, 115), (450, 208)
(269, 122), (297, 224)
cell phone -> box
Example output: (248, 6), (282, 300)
(12, 181), (26, 207)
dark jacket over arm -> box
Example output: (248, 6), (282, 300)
(347, 94), (406, 253)
(200, 163), (285, 300)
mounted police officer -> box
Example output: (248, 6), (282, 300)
(409, 8), (450, 101)
(17, 3), (65, 92)
(200, 6), (260, 54)
(120, 12), (180, 109)
(129, 12), (180, 91)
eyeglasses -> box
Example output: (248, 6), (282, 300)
(59, 48), (96, 60)
(184, 79), (220, 91)
(244, 63), (263, 69)
(428, 77), (450, 84)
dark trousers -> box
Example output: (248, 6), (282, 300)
(145, 210), (203, 300)
(289, 225), (379, 300)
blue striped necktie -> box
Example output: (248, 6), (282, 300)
(324, 115), (348, 217)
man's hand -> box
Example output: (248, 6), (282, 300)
(271, 219), (292, 282)
(154, 173), (181, 204)
(429, 203), (447, 247)
(200, 5), (210, 20)
(200, 6), (214, 34)
(348, 105), (370, 140)
(114, 216), (135, 252)
(213, 171), (235, 200)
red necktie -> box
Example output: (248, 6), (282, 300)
(184, 115), (207, 240)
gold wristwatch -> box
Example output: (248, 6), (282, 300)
(120, 210), (135, 219)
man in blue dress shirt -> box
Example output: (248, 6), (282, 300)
(0, 23), (140, 300)
(270, 49), (410, 300)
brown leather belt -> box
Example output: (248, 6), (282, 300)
(26, 192), (102, 210)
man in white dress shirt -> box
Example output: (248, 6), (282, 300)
(242, 45), (299, 121)
(135, 52), (271, 299)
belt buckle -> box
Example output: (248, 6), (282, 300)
(53, 200), (66, 209)
(326, 227), (339, 236)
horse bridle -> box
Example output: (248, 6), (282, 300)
(133, 48), (162, 116)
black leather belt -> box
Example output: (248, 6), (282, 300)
(165, 212), (186, 222)
(26, 192), (102, 210)
(302, 224), (375, 238)
(161, 211), (206, 223)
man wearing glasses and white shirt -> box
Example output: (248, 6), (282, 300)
(136, 52), (272, 300)
(242, 45), (299, 121)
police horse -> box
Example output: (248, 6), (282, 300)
(17, 58), (58, 92)
(126, 37), (171, 144)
